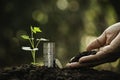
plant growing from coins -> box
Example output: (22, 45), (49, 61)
(21, 26), (48, 64)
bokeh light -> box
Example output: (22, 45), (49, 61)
(56, 0), (69, 10)
(68, 0), (79, 12)
(32, 10), (48, 24)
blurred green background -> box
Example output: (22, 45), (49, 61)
(0, 0), (120, 71)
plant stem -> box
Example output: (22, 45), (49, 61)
(31, 27), (36, 64)
(31, 50), (36, 64)
(29, 39), (34, 48)
(36, 39), (41, 48)
(31, 28), (34, 47)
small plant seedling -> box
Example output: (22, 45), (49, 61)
(21, 26), (48, 65)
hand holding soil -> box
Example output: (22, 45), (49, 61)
(66, 22), (120, 68)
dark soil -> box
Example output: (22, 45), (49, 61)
(0, 51), (120, 80)
(0, 64), (120, 80)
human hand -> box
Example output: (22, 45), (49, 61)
(66, 22), (120, 68)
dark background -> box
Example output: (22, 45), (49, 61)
(0, 0), (120, 68)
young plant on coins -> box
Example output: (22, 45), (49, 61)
(21, 26), (48, 65)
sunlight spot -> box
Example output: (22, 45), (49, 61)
(32, 10), (48, 24)
(68, 0), (79, 12)
(56, 0), (69, 10)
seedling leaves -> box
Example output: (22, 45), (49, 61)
(31, 26), (42, 33)
(21, 35), (29, 39)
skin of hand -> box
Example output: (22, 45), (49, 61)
(66, 22), (120, 68)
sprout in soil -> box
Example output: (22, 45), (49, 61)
(21, 26), (48, 65)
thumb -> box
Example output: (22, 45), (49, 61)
(87, 32), (106, 51)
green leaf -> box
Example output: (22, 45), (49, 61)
(34, 27), (42, 33)
(31, 26), (42, 33)
(21, 35), (30, 39)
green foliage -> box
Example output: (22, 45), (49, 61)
(31, 26), (42, 33)
(21, 26), (43, 64)
(21, 35), (29, 39)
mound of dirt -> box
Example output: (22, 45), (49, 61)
(0, 64), (120, 80)
(1, 51), (120, 80)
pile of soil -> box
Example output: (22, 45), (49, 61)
(0, 64), (120, 80)
(0, 51), (120, 80)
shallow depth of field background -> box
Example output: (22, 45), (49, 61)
(0, 0), (120, 72)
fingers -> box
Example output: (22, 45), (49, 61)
(66, 51), (104, 68)
(78, 45), (113, 67)
(79, 54), (100, 63)
(66, 45), (118, 68)
(66, 62), (94, 68)
(78, 52), (104, 67)
(66, 53), (104, 68)
(87, 32), (106, 51)
(66, 62), (81, 68)
(66, 55), (100, 68)
(110, 32), (120, 49)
